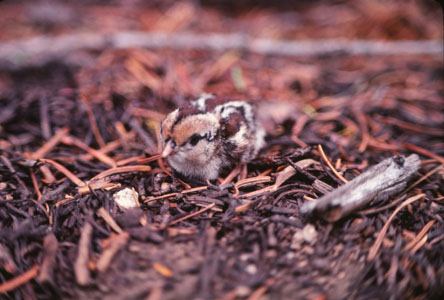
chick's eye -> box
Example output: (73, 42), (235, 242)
(189, 134), (201, 146)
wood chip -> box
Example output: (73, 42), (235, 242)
(74, 221), (93, 286)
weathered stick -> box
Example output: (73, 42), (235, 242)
(300, 154), (421, 222)
(0, 32), (441, 70)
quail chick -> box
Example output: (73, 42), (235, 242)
(160, 94), (265, 181)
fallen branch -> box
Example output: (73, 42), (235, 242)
(300, 154), (421, 222)
(0, 32), (441, 70)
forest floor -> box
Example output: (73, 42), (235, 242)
(0, 1), (443, 299)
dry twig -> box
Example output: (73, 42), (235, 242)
(301, 154), (421, 221)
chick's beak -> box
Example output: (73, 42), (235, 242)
(161, 140), (175, 158)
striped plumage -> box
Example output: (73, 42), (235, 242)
(160, 94), (265, 181)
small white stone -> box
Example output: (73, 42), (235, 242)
(245, 264), (257, 275)
(286, 251), (295, 260)
(239, 253), (250, 261)
(290, 230), (304, 250)
(113, 188), (138, 210)
(235, 286), (251, 297)
(302, 224), (317, 244)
